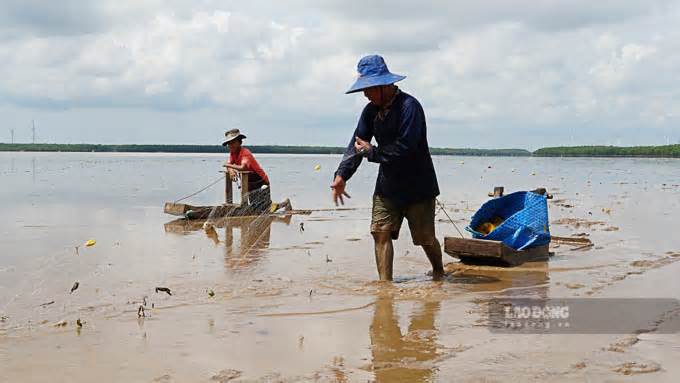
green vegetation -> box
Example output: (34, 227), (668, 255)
(430, 148), (530, 156)
(3, 143), (679, 157)
(533, 145), (680, 158)
(0, 143), (344, 154)
(0, 143), (530, 156)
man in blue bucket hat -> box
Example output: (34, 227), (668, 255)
(331, 55), (443, 281)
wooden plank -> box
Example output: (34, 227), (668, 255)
(225, 170), (233, 204)
(444, 237), (504, 258)
(445, 236), (550, 267)
(240, 172), (250, 207)
(487, 186), (505, 198)
(164, 202), (191, 216)
(551, 235), (593, 245)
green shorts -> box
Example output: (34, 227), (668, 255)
(371, 195), (437, 246)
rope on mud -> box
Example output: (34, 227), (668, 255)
(256, 301), (376, 317)
(173, 174), (226, 203)
(435, 198), (465, 238)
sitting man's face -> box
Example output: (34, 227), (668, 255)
(228, 139), (241, 152)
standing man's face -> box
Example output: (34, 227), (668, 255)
(363, 86), (384, 106)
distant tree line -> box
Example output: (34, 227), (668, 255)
(430, 148), (530, 156)
(0, 143), (531, 156)
(2, 143), (679, 157)
(0, 143), (343, 154)
(533, 145), (680, 158)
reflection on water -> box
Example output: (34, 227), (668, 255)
(164, 215), (292, 269)
(370, 290), (441, 382)
(448, 260), (550, 297)
(366, 262), (549, 381)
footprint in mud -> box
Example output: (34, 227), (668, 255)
(612, 361), (661, 375)
(152, 375), (174, 383)
(630, 256), (680, 270)
(210, 369), (242, 382)
(630, 260), (656, 268)
(583, 285), (607, 296)
(606, 336), (640, 353)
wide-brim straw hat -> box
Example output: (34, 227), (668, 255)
(346, 54), (406, 94)
(222, 129), (247, 146)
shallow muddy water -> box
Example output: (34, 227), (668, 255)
(1, 152), (680, 382)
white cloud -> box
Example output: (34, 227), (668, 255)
(1, 0), (680, 147)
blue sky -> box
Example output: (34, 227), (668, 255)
(1, 0), (679, 149)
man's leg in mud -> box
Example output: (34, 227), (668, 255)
(372, 231), (394, 281)
(406, 198), (445, 281)
(421, 238), (444, 281)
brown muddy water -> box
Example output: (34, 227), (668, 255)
(1, 152), (680, 382)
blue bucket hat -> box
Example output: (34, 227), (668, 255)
(346, 55), (406, 94)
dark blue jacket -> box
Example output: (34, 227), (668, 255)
(335, 91), (439, 206)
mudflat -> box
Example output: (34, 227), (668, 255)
(1, 153), (679, 382)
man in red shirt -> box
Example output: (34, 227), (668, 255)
(222, 129), (290, 213)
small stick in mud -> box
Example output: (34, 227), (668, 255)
(155, 287), (172, 296)
(39, 300), (55, 308)
(571, 243), (595, 251)
(70, 281), (79, 294)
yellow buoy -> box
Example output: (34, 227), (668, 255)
(314, 165), (321, 171)
(85, 239), (96, 247)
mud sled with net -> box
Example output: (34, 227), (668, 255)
(163, 170), (310, 220)
(444, 187), (554, 267)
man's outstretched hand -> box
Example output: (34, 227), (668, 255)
(331, 175), (351, 206)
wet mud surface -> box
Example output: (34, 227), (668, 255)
(1, 153), (680, 382)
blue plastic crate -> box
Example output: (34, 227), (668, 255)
(466, 191), (551, 250)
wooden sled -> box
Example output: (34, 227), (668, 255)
(444, 237), (550, 267)
(164, 170), (309, 219)
(163, 202), (311, 219)
(444, 186), (552, 267)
